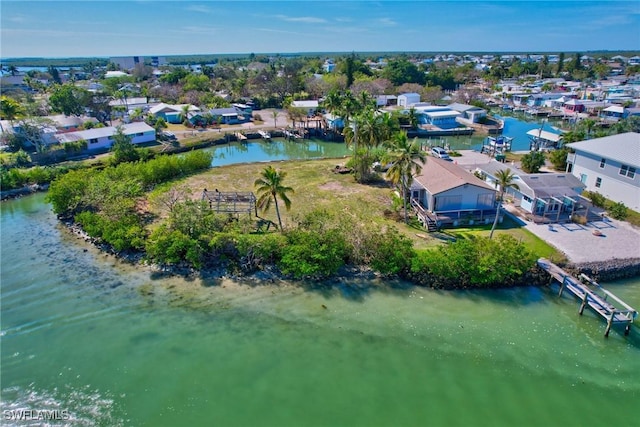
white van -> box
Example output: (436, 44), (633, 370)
(431, 147), (452, 161)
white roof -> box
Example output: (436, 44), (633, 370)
(149, 103), (199, 115)
(56, 122), (154, 143)
(567, 132), (640, 167)
(526, 129), (562, 143)
(105, 71), (129, 78)
(603, 105), (625, 113)
(425, 110), (461, 118)
(291, 100), (319, 108)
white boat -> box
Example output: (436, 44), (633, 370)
(258, 130), (271, 140)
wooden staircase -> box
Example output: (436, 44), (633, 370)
(411, 199), (438, 232)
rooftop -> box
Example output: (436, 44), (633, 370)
(567, 132), (640, 167)
(413, 157), (495, 195)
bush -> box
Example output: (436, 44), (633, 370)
(520, 151), (546, 173)
(279, 229), (347, 278)
(410, 235), (536, 288)
(146, 226), (203, 267)
(584, 191), (606, 208)
(608, 202), (628, 220)
(368, 227), (414, 275)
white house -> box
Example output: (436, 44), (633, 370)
(566, 132), (640, 211)
(291, 100), (320, 116)
(397, 93), (421, 108)
(55, 122), (156, 151)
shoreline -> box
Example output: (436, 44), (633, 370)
(62, 217), (640, 290)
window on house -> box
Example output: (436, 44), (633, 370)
(595, 177), (602, 188)
(619, 165), (636, 178)
(599, 158), (606, 168)
(89, 138), (98, 144)
(137, 132), (144, 136)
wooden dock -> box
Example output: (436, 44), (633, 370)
(537, 258), (637, 337)
(234, 132), (247, 141)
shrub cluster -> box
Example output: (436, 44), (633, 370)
(46, 151), (212, 251)
(409, 235), (537, 288)
(0, 165), (74, 191)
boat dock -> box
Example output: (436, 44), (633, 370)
(537, 258), (637, 337)
(234, 132), (247, 142)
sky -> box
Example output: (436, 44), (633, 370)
(1, 0), (639, 58)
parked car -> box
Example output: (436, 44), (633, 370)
(431, 147), (452, 161)
(162, 131), (177, 141)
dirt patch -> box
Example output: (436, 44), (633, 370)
(319, 181), (346, 192)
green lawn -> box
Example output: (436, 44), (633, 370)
(150, 158), (565, 260)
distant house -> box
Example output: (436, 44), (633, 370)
(291, 100), (320, 116)
(411, 158), (497, 227)
(376, 95), (397, 107)
(206, 107), (244, 125)
(448, 103), (487, 123)
(149, 103), (200, 124)
(422, 109), (461, 129)
(55, 122), (156, 151)
(600, 105), (640, 122)
(566, 132), (640, 211)
(526, 129), (563, 151)
(563, 99), (585, 115)
(47, 115), (98, 133)
(397, 93), (420, 108)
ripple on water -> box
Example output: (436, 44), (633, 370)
(1, 384), (124, 427)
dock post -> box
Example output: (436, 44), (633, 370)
(625, 323), (631, 336)
(558, 276), (567, 297)
(605, 311), (615, 337)
(579, 292), (589, 315)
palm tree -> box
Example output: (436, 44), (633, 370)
(0, 96), (25, 120)
(179, 104), (191, 125)
(489, 168), (519, 239)
(272, 110), (278, 128)
(254, 166), (294, 230)
(385, 131), (427, 223)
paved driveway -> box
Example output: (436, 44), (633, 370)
(504, 205), (640, 263)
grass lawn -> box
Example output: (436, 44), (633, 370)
(148, 157), (564, 258)
(442, 216), (566, 262)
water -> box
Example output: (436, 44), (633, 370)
(2, 192), (639, 426)
(202, 115), (553, 167)
(204, 138), (349, 167)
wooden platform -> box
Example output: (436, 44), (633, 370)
(537, 258), (637, 337)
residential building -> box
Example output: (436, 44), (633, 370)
(291, 100), (320, 116)
(476, 162), (598, 223)
(397, 93), (420, 108)
(448, 103), (487, 123)
(149, 103), (200, 124)
(566, 132), (640, 211)
(411, 157), (497, 227)
(55, 122), (156, 151)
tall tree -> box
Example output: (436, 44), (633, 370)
(385, 131), (427, 223)
(556, 52), (565, 76)
(254, 166), (294, 230)
(110, 126), (139, 164)
(489, 168), (519, 239)
(48, 83), (90, 116)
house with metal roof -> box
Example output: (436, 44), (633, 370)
(566, 132), (640, 211)
(410, 158), (497, 228)
(149, 103), (200, 124)
(55, 122), (156, 151)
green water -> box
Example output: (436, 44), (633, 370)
(1, 193), (639, 426)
